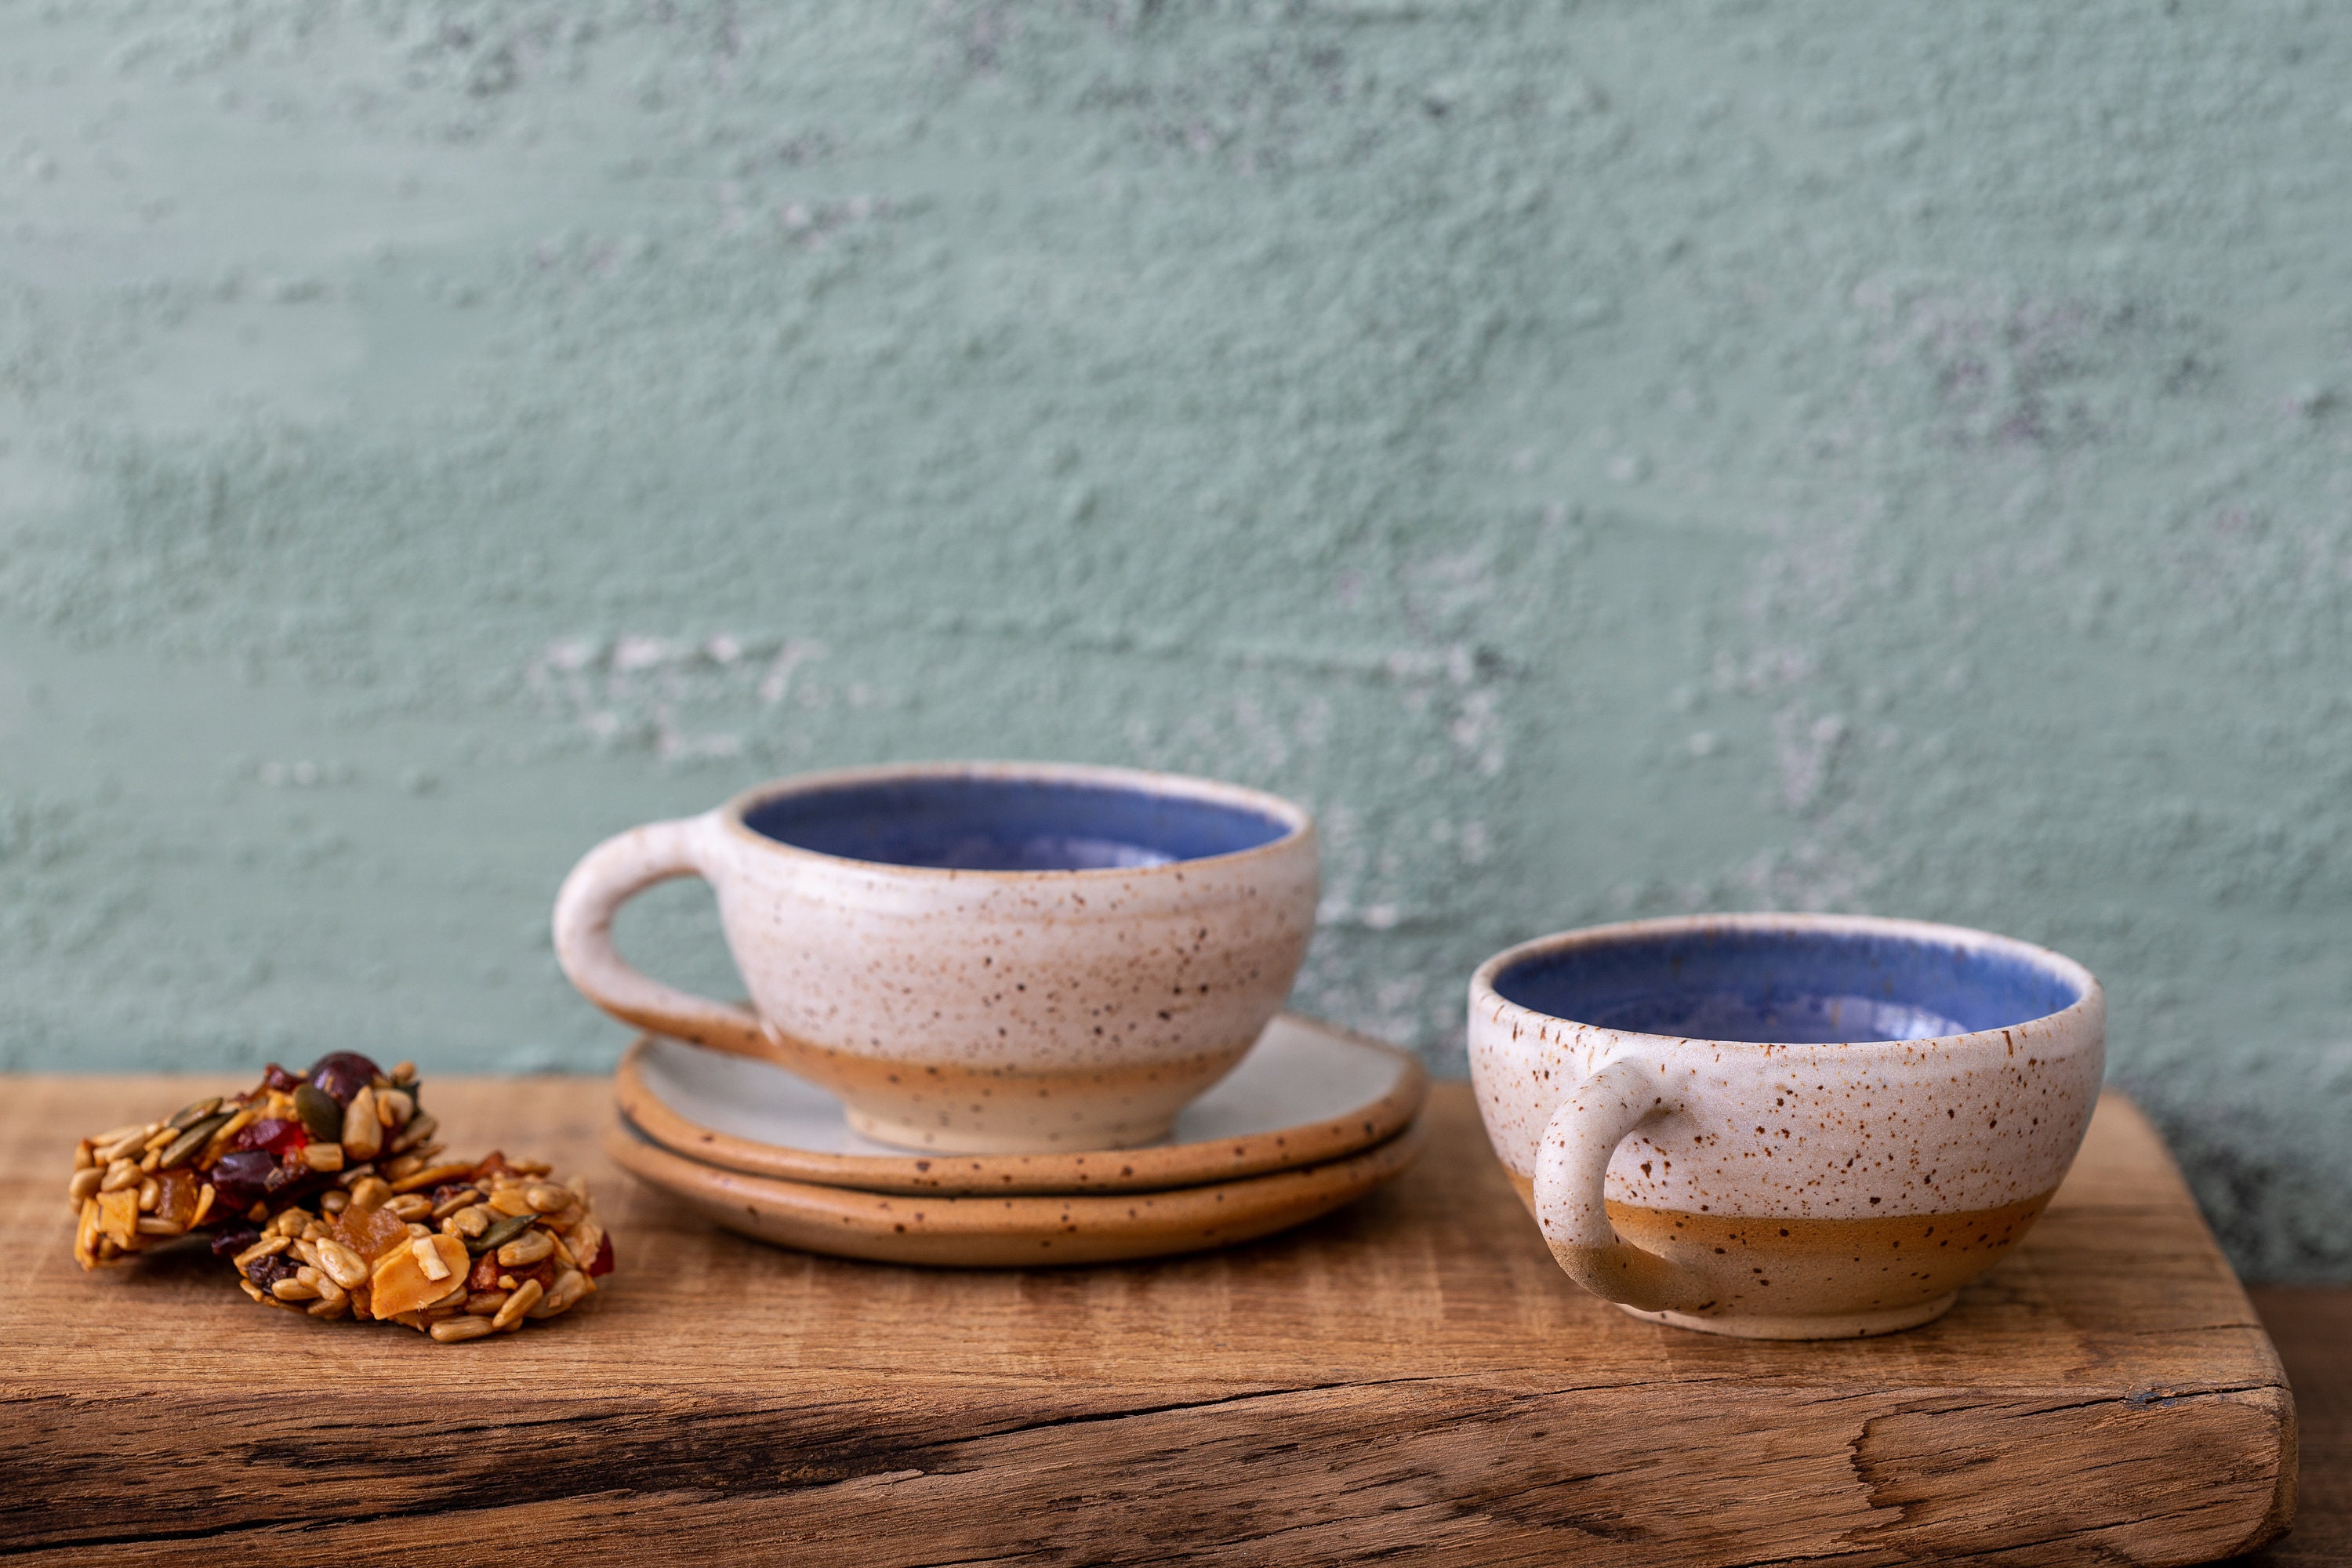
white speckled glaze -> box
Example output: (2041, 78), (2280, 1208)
(554, 761), (1319, 1155)
(1468, 913), (2104, 1338)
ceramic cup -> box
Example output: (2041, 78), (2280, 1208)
(554, 761), (1319, 1155)
(1468, 913), (2104, 1339)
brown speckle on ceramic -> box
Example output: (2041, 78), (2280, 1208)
(1468, 913), (2106, 1339)
(554, 762), (1319, 1154)
(614, 1011), (1426, 1195)
(598, 1112), (1424, 1267)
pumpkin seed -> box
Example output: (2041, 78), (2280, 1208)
(469, 1213), (536, 1255)
(165, 1097), (223, 1131)
(157, 1111), (233, 1170)
(293, 1082), (343, 1142)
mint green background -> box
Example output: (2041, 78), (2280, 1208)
(2, 3), (2347, 1277)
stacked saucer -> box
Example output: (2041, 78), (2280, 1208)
(603, 1012), (1427, 1267)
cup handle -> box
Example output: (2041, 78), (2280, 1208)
(1530, 1058), (1715, 1315)
(551, 815), (773, 1061)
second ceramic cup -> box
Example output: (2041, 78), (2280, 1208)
(1469, 913), (2105, 1338)
(553, 762), (1319, 1155)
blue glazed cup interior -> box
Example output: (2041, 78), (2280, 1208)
(1490, 921), (2089, 1044)
(741, 771), (1301, 872)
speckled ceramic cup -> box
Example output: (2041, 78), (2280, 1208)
(1469, 913), (2104, 1339)
(554, 762), (1319, 1155)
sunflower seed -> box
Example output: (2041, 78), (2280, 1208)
(492, 1278), (543, 1330)
(530, 1268), (591, 1318)
(314, 1238), (369, 1290)
(496, 1229), (555, 1269)
(342, 1087), (383, 1161)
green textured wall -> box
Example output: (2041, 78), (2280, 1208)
(2, 2), (2347, 1278)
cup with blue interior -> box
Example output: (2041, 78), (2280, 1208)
(1468, 913), (2103, 1338)
(554, 762), (1319, 1154)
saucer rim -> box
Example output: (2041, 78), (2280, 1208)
(613, 1009), (1428, 1196)
(599, 1109), (1425, 1268)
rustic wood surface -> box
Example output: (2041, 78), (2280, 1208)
(2234, 1287), (2352, 1568)
(0, 1076), (2302, 1566)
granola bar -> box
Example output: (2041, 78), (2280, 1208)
(69, 1051), (438, 1270)
(69, 1054), (615, 1342)
(229, 1151), (612, 1341)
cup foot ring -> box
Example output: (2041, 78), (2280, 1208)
(1613, 1291), (1960, 1340)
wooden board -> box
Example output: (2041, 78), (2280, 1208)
(2238, 1287), (2352, 1567)
(0, 1078), (2294, 1565)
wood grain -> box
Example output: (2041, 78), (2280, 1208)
(2234, 1287), (2352, 1568)
(0, 1078), (2295, 1565)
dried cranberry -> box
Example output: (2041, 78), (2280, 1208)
(587, 1232), (615, 1277)
(261, 1158), (328, 1204)
(468, 1250), (503, 1292)
(260, 1064), (303, 1092)
(305, 1051), (383, 1105)
(207, 1149), (280, 1208)
(210, 1226), (260, 1258)
(230, 1118), (310, 1157)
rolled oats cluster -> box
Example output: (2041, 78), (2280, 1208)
(68, 1052), (613, 1342)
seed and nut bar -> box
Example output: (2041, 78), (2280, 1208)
(68, 1053), (615, 1343)
(70, 1051), (437, 1270)
(230, 1152), (613, 1341)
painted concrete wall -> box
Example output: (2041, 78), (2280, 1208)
(2, 2), (2347, 1278)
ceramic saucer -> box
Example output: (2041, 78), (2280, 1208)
(614, 1011), (1426, 1196)
(601, 1109), (1424, 1268)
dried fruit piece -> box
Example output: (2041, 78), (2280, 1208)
(205, 1149), (279, 1210)
(231, 1118), (310, 1158)
(307, 1052), (383, 1106)
(152, 1169), (201, 1232)
(333, 1200), (412, 1265)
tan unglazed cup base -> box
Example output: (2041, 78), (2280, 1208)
(1612, 1294), (1959, 1341)
(1502, 1171), (2049, 1339)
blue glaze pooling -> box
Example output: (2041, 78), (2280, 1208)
(1493, 925), (2085, 1043)
(744, 775), (1294, 871)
